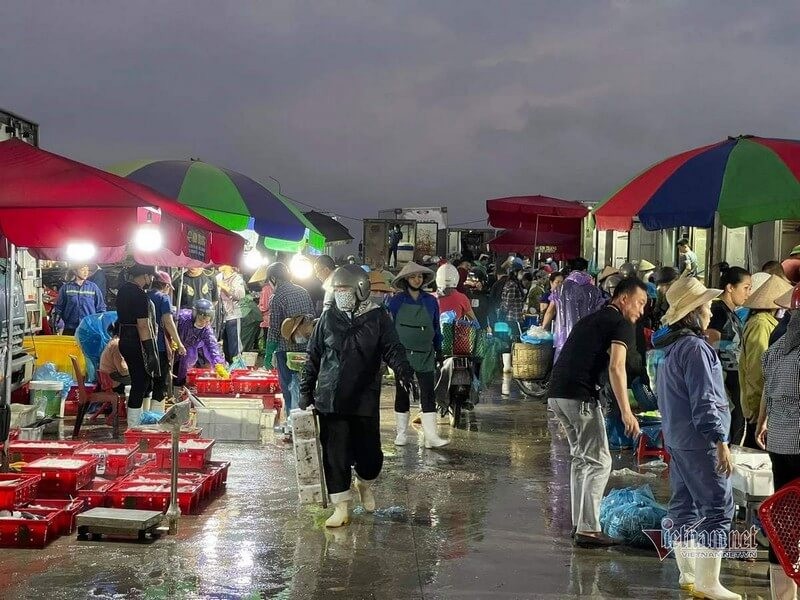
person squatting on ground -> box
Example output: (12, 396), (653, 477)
(706, 265), (752, 446)
(387, 262), (450, 449)
(115, 264), (160, 428)
(217, 265), (247, 362)
(53, 263), (106, 336)
(264, 262), (315, 418)
(548, 277), (646, 549)
(174, 299), (227, 385)
(654, 276), (741, 600)
(300, 265), (416, 528)
(147, 271), (186, 411)
(756, 282), (800, 600)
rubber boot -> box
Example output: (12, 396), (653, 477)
(502, 353), (512, 374)
(126, 407), (142, 429)
(325, 501), (351, 528)
(354, 477), (376, 513)
(770, 565), (798, 600)
(141, 396), (152, 412)
(394, 412), (410, 446)
(673, 541), (696, 591)
(421, 412), (450, 448)
(692, 550), (742, 600)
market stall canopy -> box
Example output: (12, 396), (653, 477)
(110, 159), (314, 242)
(303, 211), (353, 245)
(488, 227), (582, 259)
(261, 196), (325, 253)
(0, 140), (244, 265)
(594, 135), (800, 232)
(486, 195), (589, 229)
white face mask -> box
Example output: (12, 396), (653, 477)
(294, 335), (308, 345)
(334, 289), (357, 312)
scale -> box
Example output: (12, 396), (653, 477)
(73, 399), (195, 541)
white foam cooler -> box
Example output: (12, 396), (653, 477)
(731, 445), (774, 497)
(291, 408), (325, 505)
(195, 397), (265, 441)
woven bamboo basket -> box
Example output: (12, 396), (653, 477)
(512, 341), (554, 380)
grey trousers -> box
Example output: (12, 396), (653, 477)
(548, 397), (612, 534)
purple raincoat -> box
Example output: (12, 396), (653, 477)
(176, 309), (224, 382)
(551, 271), (606, 360)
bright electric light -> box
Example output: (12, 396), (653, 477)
(65, 242), (97, 262)
(133, 225), (163, 252)
(243, 249), (263, 271)
(289, 254), (313, 279)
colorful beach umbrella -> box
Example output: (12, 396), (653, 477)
(110, 159), (321, 247)
(594, 135), (800, 231)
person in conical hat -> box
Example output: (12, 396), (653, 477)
(387, 262), (450, 450)
(738, 275), (794, 449)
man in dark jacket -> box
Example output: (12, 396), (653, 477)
(300, 265), (415, 528)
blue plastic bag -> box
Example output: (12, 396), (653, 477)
(32, 362), (75, 399)
(440, 310), (457, 325)
(140, 410), (166, 425)
(75, 311), (118, 384)
(600, 485), (667, 548)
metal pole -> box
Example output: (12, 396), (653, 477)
(175, 269), (184, 313)
(532, 214), (540, 264)
(1, 244), (16, 471)
(166, 427), (181, 534)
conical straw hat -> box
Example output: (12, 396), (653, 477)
(744, 275), (793, 310)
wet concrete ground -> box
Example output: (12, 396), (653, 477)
(1, 378), (771, 599)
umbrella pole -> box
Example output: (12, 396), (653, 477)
(1, 243), (15, 472)
(533, 215), (540, 264)
(175, 269), (184, 313)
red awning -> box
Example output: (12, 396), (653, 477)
(0, 140), (244, 265)
(486, 195), (589, 229)
(488, 228), (582, 259)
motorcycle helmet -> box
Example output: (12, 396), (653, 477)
(509, 257), (524, 273)
(602, 274), (623, 296)
(193, 299), (214, 321)
(265, 262), (290, 286)
(467, 268), (488, 287)
(329, 264), (371, 303)
(436, 264), (460, 290)
(618, 262), (637, 279)
(654, 266), (680, 286)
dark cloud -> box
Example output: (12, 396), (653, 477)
(2, 1), (799, 230)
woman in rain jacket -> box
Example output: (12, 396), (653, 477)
(652, 277), (740, 600)
(174, 300), (227, 385)
(300, 265), (415, 528)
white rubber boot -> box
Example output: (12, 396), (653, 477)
(126, 407), (142, 429)
(673, 541), (696, 591)
(421, 412), (450, 448)
(325, 501), (351, 528)
(502, 353), (513, 373)
(394, 412), (410, 446)
(354, 477), (376, 513)
(692, 550), (742, 600)
(770, 565), (798, 600)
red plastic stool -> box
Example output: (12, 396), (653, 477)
(636, 430), (671, 464)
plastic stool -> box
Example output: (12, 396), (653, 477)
(636, 430), (671, 464)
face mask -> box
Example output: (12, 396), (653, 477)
(334, 290), (357, 312)
(370, 293), (385, 305)
(294, 335), (308, 345)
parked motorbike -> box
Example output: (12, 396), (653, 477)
(438, 355), (477, 428)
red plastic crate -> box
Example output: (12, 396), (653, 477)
(123, 427), (203, 452)
(8, 440), (89, 464)
(76, 479), (115, 509)
(205, 461), (230, 493)
(129, 470), (216, 500)
(759, 480), (800, 585)
(132, 452), (157, 471)
(0, 507), (61, 548)
(232, 372), (279, 394)
(154, 439), (215, 470)
(0, 473), (41, 510)
(195, 377), (233, 395)
(24, 498), (85, 535)
(186, 367), (213, 387)
(75, 443), (137, 478)
(107, 478), (203, 515)
(21, 456), (99, 498)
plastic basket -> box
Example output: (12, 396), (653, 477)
(21, 456), (99, 498)
(195, 376), (233, 395)
(75, 443), (138, 478)
(107, 478), (204, 515)
(0, 507), (61, 548)
(123, 426), (203, 452)
(0, 473), (41, 510)
(76, 479), (116, 510)
(759, 481), (800, 585)
(186, 367), (213, 387)
(22, 335), (87, 379)
(154, 438), (215, 470)
(231, 372), (280, 394)
(8, 440), (89, 464)
(512, 341), (553, 380)
(24, 498), (85, 535)
(286, 352), (307, 372)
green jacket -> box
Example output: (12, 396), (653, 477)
(739, 311), (778, 420)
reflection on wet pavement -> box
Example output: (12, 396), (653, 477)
(0, 380), (771, 599)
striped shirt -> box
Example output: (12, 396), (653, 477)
(762, 337), (800, 454)
(267, 282), (315, 352)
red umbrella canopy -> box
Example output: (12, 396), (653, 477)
(488, 229), (582, 259)
(486, 195), (589, 229)
(0, 140), (244, 265)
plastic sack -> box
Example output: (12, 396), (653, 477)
(479, 335), (504, 388)
(229, 355), (247, 372)
(600, 484), (667, 548)
(75, 311), (118, 384)
(32, 362), (75, 399)
(140, 410), (165, 425)
(631, 377), (659, 412)
(440, 310), (457, 325)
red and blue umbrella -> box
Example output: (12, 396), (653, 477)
(110, 159), (309, 241)
(594, 135), (800, 231)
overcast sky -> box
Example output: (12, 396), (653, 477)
(3, 1), (799, 232)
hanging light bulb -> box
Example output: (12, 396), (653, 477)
(65, 242), (97, 262)
(134, 211), (162, 252)
(243, 249), (263, 271)
(289, 253), (312, 279)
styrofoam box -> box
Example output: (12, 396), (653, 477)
(731, 446), (774, 497)
(290, 409), (316, 440)
(10, 404), (37, 429)
(298, 484), (325, 505)
(195, 397), (264, 441)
